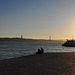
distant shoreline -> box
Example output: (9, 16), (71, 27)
(0, 38), (64, 42)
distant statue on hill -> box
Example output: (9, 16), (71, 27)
(36, 47), (44, 54)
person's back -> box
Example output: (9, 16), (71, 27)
(41, 47), (44, 53)
(38, 49), (40, 53)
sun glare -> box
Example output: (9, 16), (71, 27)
(68, 18), (75, 39)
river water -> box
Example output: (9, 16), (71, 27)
(0, 41), (75, 60)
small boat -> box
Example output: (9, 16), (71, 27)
(62, 39), (75, 47)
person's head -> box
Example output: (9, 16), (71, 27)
(38, 49), (40, 51)
(41, 47), (43, 49)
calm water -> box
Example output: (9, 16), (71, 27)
(0, 41), (75, 60)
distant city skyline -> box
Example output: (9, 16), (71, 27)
(0, 0), (75, 40)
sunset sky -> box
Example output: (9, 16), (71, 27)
(0, 0), (75, 40)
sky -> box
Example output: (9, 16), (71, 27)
(0, 0), (75, 40)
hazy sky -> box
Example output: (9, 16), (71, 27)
(0, 0), (75, 40)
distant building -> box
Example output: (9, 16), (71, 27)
(21, 35), (23, 39)
(49, 35), (51, 40)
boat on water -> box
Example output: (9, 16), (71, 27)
(62, 39), (75, 47)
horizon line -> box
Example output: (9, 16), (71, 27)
(0, 36), (67, 41)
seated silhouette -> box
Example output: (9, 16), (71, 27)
(36, 47), (44, 54)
